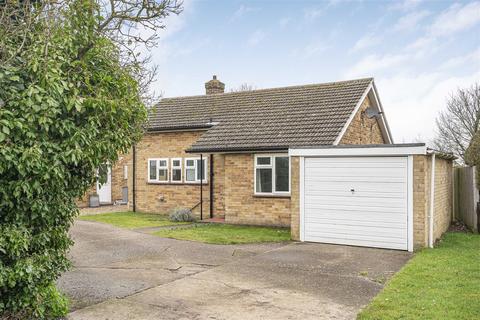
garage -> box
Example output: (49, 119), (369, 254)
(288, 144), (445, 252)
(303, 156), (408, 250)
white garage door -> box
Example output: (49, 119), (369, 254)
(303, 157), (408, 250)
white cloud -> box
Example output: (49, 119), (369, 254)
(378, 71), (480, 142)
(440, 47), (480, 70)
(345, 53), (411, 78)
(304, 8), (323, 21)
(231, 4), (258, 21)
(430, 1), (480, 36)
(390, 0), (423, 12)
(292, 42), (330, 59)
(247, 30), (267, 47)
(393, 10), (430, 31)
(350, 33), (382, 53)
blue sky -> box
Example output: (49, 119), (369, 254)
(149, 0), (480, 142)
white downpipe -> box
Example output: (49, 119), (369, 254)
(428, 153), (436, 248)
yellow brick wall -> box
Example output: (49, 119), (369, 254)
(339, 96), (386, 145)
(224, 153), (291, 227)
(132, 131), (225, 218)
(290, 157), (300, 240)
(433, 158), (453, 241)
(76, 185), (96, 208)
(413, 155), (429, 248)
(111, 152), (131, 203)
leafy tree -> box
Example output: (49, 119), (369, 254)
(0, 0), (181, 318)
(465, 131), (480, 188)
(433, 83), (480, 162)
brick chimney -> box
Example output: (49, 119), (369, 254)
(205, 75), (225, 94)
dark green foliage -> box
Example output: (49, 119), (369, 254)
(0, 0), (146, 318)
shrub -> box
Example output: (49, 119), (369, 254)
(169, 207), (196, 222)
(0, 1), (146, 318)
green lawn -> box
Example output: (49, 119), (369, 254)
(78, 211), (189, 229)
(358, 232), (480, 320)
(153, 223), (291, 244)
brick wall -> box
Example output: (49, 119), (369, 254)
(132, 131), (225, 218)
(433, 157), (453, 241)
(111, 152), (132, 203)
(413, 155), (429, 248)
(290, 157), (300, 240)
(412, 155), (453, 248)
(339, 96), (386, 145)
(223, 153), (291, 227)
(76, 185), (96, 208)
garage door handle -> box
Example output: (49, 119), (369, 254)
(350, 188), (355, 192)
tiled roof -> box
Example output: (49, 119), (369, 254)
(148, 78), (373, 152)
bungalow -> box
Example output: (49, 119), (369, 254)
(88, 76), (454, 251)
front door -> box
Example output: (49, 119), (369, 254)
(97, 164), (112, 204)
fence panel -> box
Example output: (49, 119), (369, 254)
(454, 166), (479, 232)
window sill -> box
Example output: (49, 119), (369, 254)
(253, 193), (291, 198)
(147, 181), (209, 186)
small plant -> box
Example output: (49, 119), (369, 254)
(169, 207), (196, 222)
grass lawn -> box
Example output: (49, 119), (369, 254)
(153, 223), (291, 244)
(358, 232), (480, 320)
(78, 211), (189, 229)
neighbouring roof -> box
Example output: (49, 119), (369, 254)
(148, 77), (376, 152)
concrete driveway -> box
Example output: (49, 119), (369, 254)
(59, 220), (411, 320)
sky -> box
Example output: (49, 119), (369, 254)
(147, 0), (480, 143)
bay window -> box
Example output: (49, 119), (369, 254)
(254, 154), (290, 195)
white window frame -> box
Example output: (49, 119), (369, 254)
(254, 154), (290, 195)
(147, 158), (169, 183)
(170, 158), (183, 183)
(184, 157), (208, 183)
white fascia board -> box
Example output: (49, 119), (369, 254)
(289, 145), (427, 157)
(371, 81), (394, 144)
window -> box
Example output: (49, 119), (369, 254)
(148, 158), (169, 183)
(123, 165), (128, 180)
(185, 158), (208, 183)
(171, 158), (182, 183)
(254, 154), (290, 195)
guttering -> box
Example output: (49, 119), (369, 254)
(428, 152), (436, 248)
(186, 146), (289, 154)
(147, 124), (212, 133)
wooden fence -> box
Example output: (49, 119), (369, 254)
(454, 166), (479, 232)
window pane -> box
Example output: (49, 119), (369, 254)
(257, 157), (271, 165)
(186, 168), (195, 181)
(172, 169), (182, 181)
(256, 168), (272, 193)
(172, 159), (180, 167)
(275, 157), (289, 192)
(186, 159), (195, 167)
(158, 169), (168, 181)
(159, 160), (167, 167)
(149, 160), (157, 180)
(196, 159), (206, 181)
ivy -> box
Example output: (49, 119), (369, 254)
(0, 1), (146, 318)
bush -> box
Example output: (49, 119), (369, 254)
(169, 207), (196, 222)
(0, 1), (146, 318)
